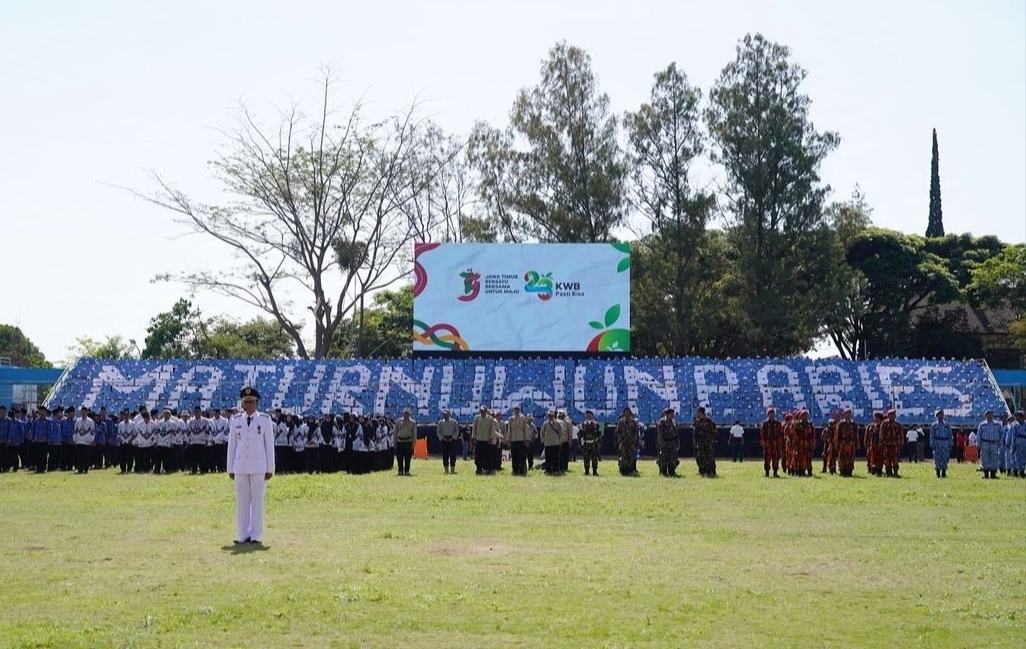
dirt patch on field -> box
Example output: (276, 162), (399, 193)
(425, 542), (507, 556)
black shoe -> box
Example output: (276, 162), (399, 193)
(941, 470), (947, 478)
(247, 539), (261, 544)
(233, 538), (250, 545)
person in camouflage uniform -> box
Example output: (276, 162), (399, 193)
(879, 409), (904, 478)
(760, 408), (783, 478)
(782, 412), (795, 475)
(821, 411), (839, 474)
(835, 408), (859, 477)
(864, 411), (884, 476)
(655, 407), (680, 477)
(615, 407), (640, 476)
(793, 409), (816, 477)
(579, 410), (602, 476)
(693, 407), (718, 477)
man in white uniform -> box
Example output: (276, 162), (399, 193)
(228, 387), (275, 545)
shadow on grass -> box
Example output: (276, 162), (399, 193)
(221, 543), (270, 555)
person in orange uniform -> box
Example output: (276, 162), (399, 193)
(879, 409), (904, 478)
(781, 412), (794, 475)
(835, 408), (860, 477)
(864, 412), (884, 476)
(759, 408), (784, 478)
(821, 410), (839, 474)
(793, 410), (816, 477)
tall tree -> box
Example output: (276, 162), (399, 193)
(469, 41), (627, 243)
(625, 63), (717, 355)
(0, 325), (51, 368)
(822, 189), (875, 359)
(926, 128), (944, 238)
(706, 33), (842, 356)
(141, 73), (453, 359)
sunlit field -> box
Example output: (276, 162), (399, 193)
(1, 456), (1023, 649)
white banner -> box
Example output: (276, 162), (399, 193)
(412, 243), (631, 352)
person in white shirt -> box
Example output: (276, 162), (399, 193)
(133, 411), (155, 473)
(116, 410), (135, 474)
(228, 387), (275, 545)
(210, 408), (229, 473)
(73, 407), (95, 474)
(729, 420), (745, 462)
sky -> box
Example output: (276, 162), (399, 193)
(1, 0), (1024, 365)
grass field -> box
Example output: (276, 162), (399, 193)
(1, 457), (1023, 649)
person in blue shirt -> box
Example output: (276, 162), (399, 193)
(928, 409), (953, 478)
(28, 406), (50, 473)
(977, 410), (1005, 479)
(46, 410), (62, 472)
(60, 407), (75, 471)
(92, 410), (107, 470)
(0, 405), (11, 473)
(10, 409), (26, 471)
(1008, 412), (1026, 478)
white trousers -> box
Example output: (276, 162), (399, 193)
(234, 473), (267, 542)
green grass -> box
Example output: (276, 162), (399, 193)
(1, 458), (1023, 649)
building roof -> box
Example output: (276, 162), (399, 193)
(912, 304), (1020, 335)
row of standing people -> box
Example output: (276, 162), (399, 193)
(0, 404), (233, 475)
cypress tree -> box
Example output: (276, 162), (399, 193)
(926, 128), (944, 238)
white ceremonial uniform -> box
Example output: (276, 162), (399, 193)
(227, 410), (276, 543)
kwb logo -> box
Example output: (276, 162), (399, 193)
(458, 269), (481, 302)
(524, 270), (553, 301)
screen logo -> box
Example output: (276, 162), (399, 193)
(524, 270), (553, 301)
(458, 269), (481, 302)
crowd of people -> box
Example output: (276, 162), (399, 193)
(0, 402), (1023, 481)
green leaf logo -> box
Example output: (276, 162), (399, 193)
(589, 321), (604, 330)
(604, 304), (621, 328)
(616, 257), (630, 273)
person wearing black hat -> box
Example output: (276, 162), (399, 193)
(228, 386), (275, 544)
(615, 407), (640, 476)
(656, 407), (680, 477)
(471, 406), (495, 475)
(579, 410), (602, 476)
(73, 406), (95, 474)
(693, 407), (718, 478)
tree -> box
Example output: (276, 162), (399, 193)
(706, 33), (842, 356)
(0, 325), (51, 368)
(142, 299), (201, 360)
(967, 244), (1026, 311)
(469, 42), (627, 243)
(624, 63), (718, 356)
(141, 73), (453, 359)
(401, 125), (495, 243)
(842, 228), (960, 358)
(925, 233), (1006, 290)
(192, 317), (295, 359)
(926, 128), (944, 238)
(630, 232), (744, 357)
(822, 189), (874, 359)
(67, 335), (137, 363)
(330, 285), (413, 358)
